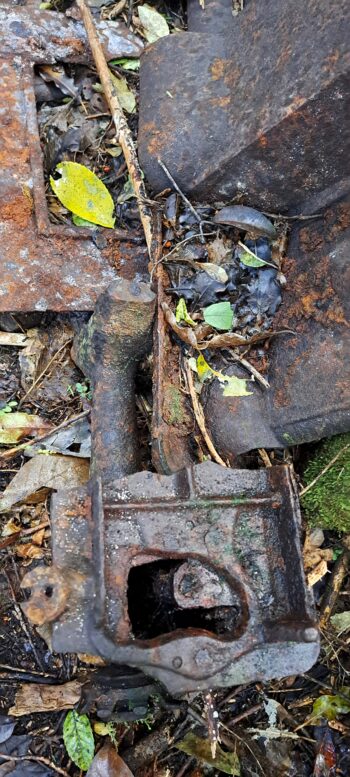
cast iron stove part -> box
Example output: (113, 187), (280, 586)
(138, 0), (350, 210)
(0, 4), (147, 312)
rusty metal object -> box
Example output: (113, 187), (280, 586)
(22, 461), (318, 694)
(0, 6), (147, 312)
(203, 195), (350, 457)
(139, 0), (350, 209)
(72, 278), (155, 485)
(21, 565), (85, 626)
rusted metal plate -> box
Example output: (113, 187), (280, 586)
(203, 195), (350, 457)
(23, 462), (319, 695)
(139, 0), (350, 210)
(0, 6), (146, 312)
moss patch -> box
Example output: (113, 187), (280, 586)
(301, 433), (350, 532)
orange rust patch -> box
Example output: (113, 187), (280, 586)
(210, 58), (226, 80)
(0, 193), (33, 228)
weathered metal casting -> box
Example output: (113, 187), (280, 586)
(0, 4), (146, 312)
(22, 461), (318, 695)
(138, 0), (350, 209)
(204, 194), (350, 457)
(21, 278), (319, 695)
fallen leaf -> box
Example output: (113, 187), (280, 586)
(31, 528), (46, 546)
(206, 235), (232, 265)
(303, 530), (333, 586)
(117, 176), (136, 204)
(176, 733), (240, 775)
(239, 250), (269, 268)
(14, 544), (45, 560)
(0, 411), (52, 445)
(63, 711), (94, 772)
(50, 162), (115, 228)
(86, 743), (134, 777)
(39, 65), (77, 98)
(72, 214), (96, 228)
(26, 417), (91, 459)
(1, 518), (20, 537)
(197, 329), (293, 349)
(196, 355), (252, 397)
(9, 681), (81, 717)
(0, 716), (15, 745)
(138, 4), (170, 43)
(203, 301), (234, 331)
(221, 375), (253, 397)
(110, 58), (140, 71)
(175, 298), (196, 326)
(110, 71), (136, 113)
(161, 302), (197, 348)
(311, 689), (350, 723)
(195, 263), (228, 283)
(0, 454), (89, 512)
(330, 611), (350, 635)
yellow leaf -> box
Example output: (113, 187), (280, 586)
(0, 411), (52, 445)
(50, 162), (115, 228)
(197, 354), (213, 381)
(196, 355), (252, 397)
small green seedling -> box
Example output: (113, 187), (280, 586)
(67, 382), (92, 401)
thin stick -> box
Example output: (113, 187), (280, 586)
(230, 352), (270, 390)
(299, 443), (350, 497)
(184, 361), (226, 467)
(158, 159), (205, 242)
(0, 755), (70, 777)
(18, 339), (72, 408)
(76, 0), (153, 257)
(258, 449), (272, 467)
(0, 409), (89, 462)
(319, 550), (350, 628)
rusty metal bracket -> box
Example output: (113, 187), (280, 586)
(0, 3), (146, 312)
(22, 462), (318, 695)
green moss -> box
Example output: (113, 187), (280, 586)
(301, 433), (350, 532)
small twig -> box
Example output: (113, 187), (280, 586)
(158, 159), (205, 243)
(0, 755), (70, 777)
(18, 339), (72, 408)
(76, 0), (153, 257)
(230, 352), (270, 390)
(258, 449), (272, 468)
(299, 443), (350, 497)
(0, 409), (89, 462)
(263, 211), (322, 221)
(226, 703), (263, 727)
(184, 361), (226, 467)
(319, 550), (350, 628)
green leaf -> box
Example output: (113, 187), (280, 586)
(72, 215), (96, 228)
(176, 298), (196, 326)
(176, 733), (240, 775)
(239, 251), (269, 268)
(63, 710), (94, 772)
(110, 58), (140, 71)
(110, 71), (136, 113)
(221, 375), (253, 397)
(138, 4), (170, 43)
(50, 162), (115, 228)
(330, 611), (350, 635)
(117, 176), (136, 204)
(311, 690), (350, 723)
(203, 301), (233, 331)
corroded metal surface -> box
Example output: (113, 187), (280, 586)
(72, 278), (155, 486)
(204, 195), (350, 456)
(23, 462), (319, 694)
(0, 7), (146, 312)
(139, 0), (350, 209)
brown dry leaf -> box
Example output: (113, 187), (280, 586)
(161, 302), (197, 348)
(86, 743), (134, 777)
(19, 322), (79, 404)
(0, 411), (52, 445)
(32, 527), (46, 546)
(14, 543), (45, 560)
(1, 517), (20, 537)
(0, 454), (89, 512)
(206, 235), (232, 265)
(303, 529), (333, 585)
(9, 679), (81, 717)
(198, 329), (293, 349)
